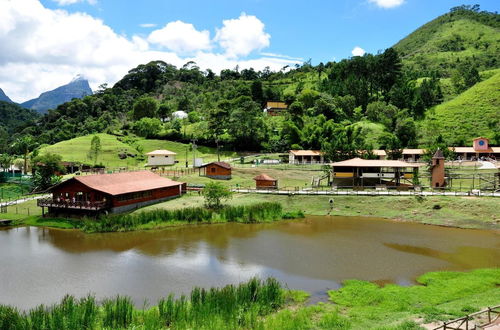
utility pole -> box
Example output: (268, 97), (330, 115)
(185, 146), (188, 168)
(191, 138), (197, 168)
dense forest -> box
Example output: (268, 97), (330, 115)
(2, 6), (499, 162)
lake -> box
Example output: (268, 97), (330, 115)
(0, 216), (498, 309)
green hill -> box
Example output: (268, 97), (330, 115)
(420, 70), (500, 145)
(394, 6), (499, 76)
(39, 133), (239, 168)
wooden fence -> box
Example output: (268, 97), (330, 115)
(432, 304), (500, 330)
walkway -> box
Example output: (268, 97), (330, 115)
(0, 194), (49, 208)
(479, 161), (498, 169)
(232, 188), (500, 197)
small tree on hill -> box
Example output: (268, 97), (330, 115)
(133, 96), (158, 120)
(88, 135), (102, 165)
(203, 182), (232, 209)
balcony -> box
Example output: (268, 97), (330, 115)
(37, 198), (108, 211)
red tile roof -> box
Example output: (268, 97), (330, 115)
(54, 171), (183, 196)
(253, 174), (277, 181)
(201, 162), (232, 170)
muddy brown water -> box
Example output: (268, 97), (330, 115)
(0, 216), (498, 309)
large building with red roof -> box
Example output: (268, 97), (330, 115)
(38, 171), (185, 215)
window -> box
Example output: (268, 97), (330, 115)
(211, 167), (216, 173)
(165, 155), (168, 158)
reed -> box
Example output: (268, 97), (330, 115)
(82, 202), (303, 233)
(0, 278), (285, 329)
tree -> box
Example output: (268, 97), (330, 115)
(203, 181), (232, 209)
(88, 135), (102, 165)
(158, 103), (173, 122)
(31, 153), (65, 191)
(133, 117), (162, 138)
(0, 154), (13, 173)
(11, 135), (37, 174)
(133, 96), (158, 120)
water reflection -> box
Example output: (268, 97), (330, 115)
(0, 216), (498, 310)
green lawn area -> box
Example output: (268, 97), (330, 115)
(40, 133), (140, 168)
(264, 268), (500, 329)
(0, 183), (30, 202)
(137, 138), (240, 165)
(175, 167), (322, 189)
(38, 133), (240, 169)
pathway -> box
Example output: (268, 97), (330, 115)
(0, 194), (50, 207)
(232, 188), (500, 197)
(479, 161), (498, 169)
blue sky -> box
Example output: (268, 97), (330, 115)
(1, 0), (498, 102)
(39, 0), (499, 63)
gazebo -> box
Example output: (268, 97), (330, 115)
(253, 174), (278, 189)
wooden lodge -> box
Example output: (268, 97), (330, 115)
(289, 150), (325, 164)
(254, 174), (278, 189)
(330, 158), (423, 188)
(199, 162), (232, 180)
(264, 101), (287, 116)
(37, 171), (186, 215)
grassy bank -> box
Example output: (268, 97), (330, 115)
(82, 202), (304, 233)
(1, 269), (498, 329)
(142, 193), (500, 229)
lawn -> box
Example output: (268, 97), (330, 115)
(40, 133), (140, 168)
(38, 133), (240, 169)
(0, 183), (31, 202)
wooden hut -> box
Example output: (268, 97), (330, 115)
(253, 174), (278, 189)
(37, 171), (185, 215)
(200, 162), (232, 180)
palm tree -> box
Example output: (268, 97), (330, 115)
(11, 136), (36, 175)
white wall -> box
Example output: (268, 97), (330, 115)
(147, 155), (176, 166)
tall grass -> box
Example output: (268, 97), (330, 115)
(0, 277), (285, 330)
(83, 202), (304, 233)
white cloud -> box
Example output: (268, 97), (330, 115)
(0, 1), (298, 102)
(368, 0), (404, 9)
(215, 13), (270, 58)
(351, 46), (366, 56)
(139, 23), (157, 28)
(52, 0), (97, 5)
(148, 21), (211, 54)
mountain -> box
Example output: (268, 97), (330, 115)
(421, 69), (500, 146)
(21, 76), (93, 114)
(0, 88), (13, 103)
(393, 5), (500, 77)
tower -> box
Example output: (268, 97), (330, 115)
(431, 149), (445, 188)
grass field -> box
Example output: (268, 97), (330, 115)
(38, 133), (238, 169)
(0, 183), (31, 202)
(421, 70), (500, 145)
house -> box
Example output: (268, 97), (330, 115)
(330, 158), (423, 188)
(199, 161), (232, 180)
(254, 174), (278, 189)
(146, 150), (177, 166)
(451, 137), (500, 160)
(37, 171), (185, 215)
(289, 150), (325, 164)
(200, 162), (232, 180)
(264, 101), (287, 116)
(402, 149), (425, 162)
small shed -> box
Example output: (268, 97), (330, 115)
(200, 162), (232, 180)
(264, 101), (287, 116)
(253, 174), (278, 189)
(146, 150), (177, 166)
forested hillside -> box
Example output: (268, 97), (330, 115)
(3, 6), (499, 162)
(394, 5), (500, 77)
(0, 101), (39, 153)
(420, 70), (500, 146)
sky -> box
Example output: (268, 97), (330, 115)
(0, 0), (498, 102)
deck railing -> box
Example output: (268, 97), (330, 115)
(37, 198), (108, 211)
